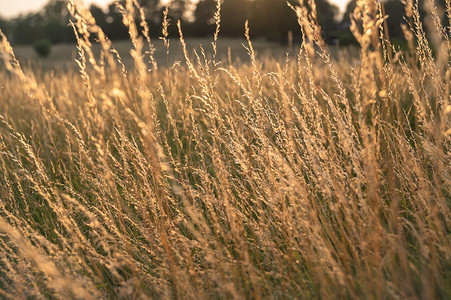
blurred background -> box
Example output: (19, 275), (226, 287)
(3, 0), (448, 44)
(0, 0), (448, 66)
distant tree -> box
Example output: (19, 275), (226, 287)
(0, 16), (8, 34)
(160, 0), (192, 36)
(33, 39), (52, 57)
(101, 2), (130, 40)
(137, 0), (162, 23)
(342, 0), (448, 38)
(10, 14), (43, 44)
(43, 19), (73, 43)
(90, 4), (109, 31)
(41, 0), (69, 21)
(221, 0), (251, 36)
(191, 0), (339, 41)
(167, 0), (190, 21)
(315, 0), (339, 37)
(40, 0), (74, 43)
(193, 0), (217, 36)
(249, 0), (297, 41)
(341, 0), (357, 24)
(383, 0), (405, 38)
(250, 0), (338, 42)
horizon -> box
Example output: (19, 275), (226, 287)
(0, 0), (349, 19)
(0, 0), (111, 19)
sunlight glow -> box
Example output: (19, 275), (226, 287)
(0, 0), (350, 19)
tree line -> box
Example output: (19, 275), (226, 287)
(0, 0), (448, 46)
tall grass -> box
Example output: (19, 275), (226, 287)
(0, 0), (450, 298)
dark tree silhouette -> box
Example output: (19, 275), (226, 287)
(220, 0), (252, 36)
(41, 0), (69, 21)
(341, 0), (357, 25)
(193, 0), (217, 36)
(250, 0), (298, 41)
(1, 0), (344, 43)
(0, 16), (9, 34)
(315, 0), (339, 37)
(137, 0), (161, 22)
(250, 0), (338, 42)
(341, 0), (448, 39)
(167, 0), (190, 21)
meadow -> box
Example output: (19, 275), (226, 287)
(0, 0), (450, 298)
(11, 37), (306, 70)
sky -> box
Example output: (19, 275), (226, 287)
(0, 0), (349, 19)
(0, 0), (111, 18)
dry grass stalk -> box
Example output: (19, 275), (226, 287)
(0, 0), (449, 298)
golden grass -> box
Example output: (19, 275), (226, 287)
(0, 0), (450, 298)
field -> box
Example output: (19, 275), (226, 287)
(11, 37), (308, 69)
(0, 0), (450, 299)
